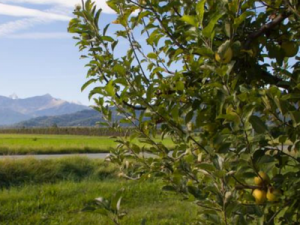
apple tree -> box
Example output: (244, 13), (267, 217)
(69, 0), (300, 223)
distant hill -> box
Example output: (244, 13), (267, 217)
(14, 109), (102, 127)
(0, 108), (31, 125)
(0, 94), (88, 125)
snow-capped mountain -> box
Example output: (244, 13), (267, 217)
(0, 94), (89, 125)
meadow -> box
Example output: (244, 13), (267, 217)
(0, 157), (198, 224)
(0, 134), (174, 155)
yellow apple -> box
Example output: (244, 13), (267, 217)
(267, 187), (282, 202)
(254, 171), (270, 186)
(281, 41), (299, 57)
(252, 189), (267, 204)
(215, 47), (233, 64)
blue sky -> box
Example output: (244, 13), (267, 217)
(0, 0), (117, 105)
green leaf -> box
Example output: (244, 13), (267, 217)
(181, 15), (198, 27)
(194, 47), (214, 57)
(249, 116), (268, 134)
(113, 64), (126, 76)
(85, 0), (93, 11)
(102, 36), (114, 42)
(282, 93), (300, 100)
(217, 40), (231, 55)
(196, 0), (206, 28)
(224, 21), (232, 38)
(94, 208), (110, 216)
(106, 0), (119, 13)
(83, 10), (94, 22)
(88, 87), (103, 100)
(202, 12), (224, 38)
(175, 81), (184, 91)
(218, 143), (231, 153)
(147, 29), (163, 46)
(147, 52), (157, 59)
(111, 189), (124, 212)
(274, 98), (290, 115)
(116, 196), (122, 212)
(234, 11), (255, 29)
(197, 163), (216, 172)
(185, 110), (194, 124)
(105, 80), (115, 96)
(212, 155), (223, 170)
(81, 78), (98, 92)
(252, 150), (265, 164)
(257, 155), (275, 164)
(111, 40), (118, 51)
(290, 111), (300, 126)
(103, 24), (110, 36)
(94, 8), (102, 28)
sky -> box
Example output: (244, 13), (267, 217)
(0, 0), (117, 105)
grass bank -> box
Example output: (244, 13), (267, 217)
(0, 157), (198, 224)
(0, 157), (116, 188)
(0, 134), (174, 155)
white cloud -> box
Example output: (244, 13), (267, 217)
(0, 3), (71, 20)
(0, 3), (73, 37)
(0, 0), (115, 14)
(0, 17), (49, 36)
(0, 0), (115, 38)
(7, 32), (72, 39)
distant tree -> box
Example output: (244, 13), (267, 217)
(51, 123), (58, 129)
(69, 0), (300, 223)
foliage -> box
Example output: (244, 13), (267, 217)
(84, 189), (126, 225)
(69, 0), (300, 223)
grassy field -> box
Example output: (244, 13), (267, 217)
(0, 157), (198, 224)
(0, 134), (174, 155)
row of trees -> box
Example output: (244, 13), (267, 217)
(69, 0), (300, 224)
(0, 127), (130, 136)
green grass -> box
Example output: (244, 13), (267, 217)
(0, 157), (198, 224)
(0, 134), (174, 155)
(0, 180), (198, 225)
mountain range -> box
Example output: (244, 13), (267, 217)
(0, 94), (89, 126)
(14, 109), (102, 127)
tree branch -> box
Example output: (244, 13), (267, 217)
(244, 11), (292, 49)
(260, 70), (290, 89)
(259, 0), (285, 10)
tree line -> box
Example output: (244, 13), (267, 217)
(0, 127), (132, 136)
